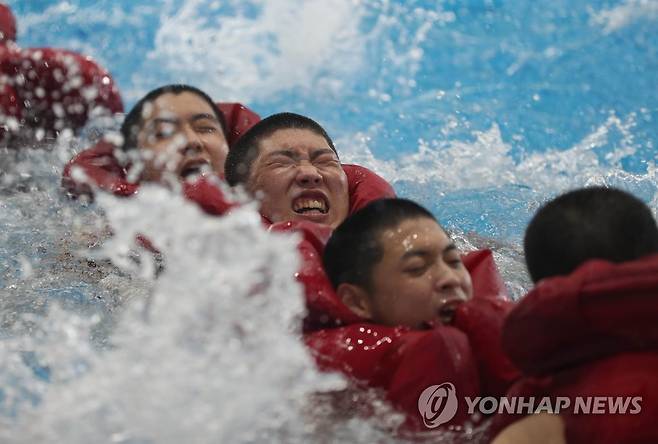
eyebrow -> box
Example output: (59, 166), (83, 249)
(150, 117), (178, 126)
(309, 148), (337, 160)
(264, 148), (336, 160)
(149, 113), (219, 126)
(264, 149), (298, 159)
(190, 113), (220, 123)
(400, 242), (457, 260)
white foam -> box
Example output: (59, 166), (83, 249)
(142, 0), (365, 102)
(590, 0), (658, 34)
(0, 182), (405, 443)
(340, 112), (651, 198)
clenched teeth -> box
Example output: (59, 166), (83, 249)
(293, 198), (328, 214)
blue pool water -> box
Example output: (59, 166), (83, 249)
(1, 0), (657, 442)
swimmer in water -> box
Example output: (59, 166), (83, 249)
(323, 197), (472, 328)
(224, 112), (349, 229)
(493, 186), (658, 443)
(120, 84), (229, 184)
(308, 198), (517, 433)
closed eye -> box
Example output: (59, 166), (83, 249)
(313, 153), (340, 165)
(405, 267), (428, 277)
(153, 123), (177, 139)
(195, 125), (218, 134)
(155, 130), (175, 139)
(315, 158), (340, 168)
(403, 259), (429, 276)
(445, 252), (463, 268)
(266, 157), (296, 167)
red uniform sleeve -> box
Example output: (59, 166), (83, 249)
(182, 176), (236, 216)
(61, 141), (137, 199)
(453, 297), (519, 397)
(268, 220), (362, 330)
(455, 249), (519, 397)
(306, 324), (481, 431)
(462, 249), (508, 301)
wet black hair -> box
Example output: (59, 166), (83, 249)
(119, 84), (227, 150)
(323, 198), (439, 292)
(524, 186), (658, 283)
(224, 112), (337, 186)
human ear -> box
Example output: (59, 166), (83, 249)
(337, 283), (373, 320)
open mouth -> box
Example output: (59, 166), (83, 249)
(292, 195), (329, 215)
(179, 159), (210, 178)
(435, 298), (466, 326)
(438, 303), (459, 325)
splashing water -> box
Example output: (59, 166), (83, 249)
(2, 0), (658, 442)
(1, 182), (405, 443)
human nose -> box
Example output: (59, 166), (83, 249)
(432, 262), (462, 294)
(295, 162), (323, 187)
(180, 125), (203, 155)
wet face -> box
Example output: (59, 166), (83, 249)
(247, 128), (349, 229)
(367, 217), (473, 328)
(135, 92), (228, 182)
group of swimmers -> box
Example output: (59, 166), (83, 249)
(3, 4), (658, 443)
(61, 83), (658, 444)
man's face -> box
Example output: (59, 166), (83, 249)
(367, 217), (473, 328)
(247, 128), (349, 229)
(136, 91), (228, 182)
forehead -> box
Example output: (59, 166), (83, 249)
(257, 128), (331, 156)
(378, 217), (449, 257)
(141, 91), (216, 122)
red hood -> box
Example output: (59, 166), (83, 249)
(503, 253), (658, 376)
(303, 248), (509, 332)
(0, 4), (16, 43)
(342, 163), (395, 214)
(217, 102), (260, 147)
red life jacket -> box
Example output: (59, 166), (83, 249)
(1, 5), (123, 142)
(277, 213), (518, 433)
(494, 254), (658, 443)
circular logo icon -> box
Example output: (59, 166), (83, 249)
(418, 383), (459, 428)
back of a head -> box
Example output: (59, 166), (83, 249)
(0, 3), (16, 43)
(323, 198), (437, 291)
(120, 84), (226, 151)
(524, 186), (658, 283)
(224, 112), (336, 186)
